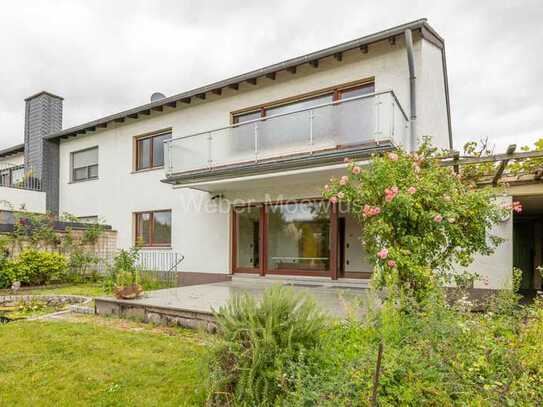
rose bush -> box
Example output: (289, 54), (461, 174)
(323, 140), (507, 300)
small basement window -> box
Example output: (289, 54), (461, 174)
(71, 147), (98, 182)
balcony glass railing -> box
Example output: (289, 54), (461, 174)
(165, 90), (408, 176)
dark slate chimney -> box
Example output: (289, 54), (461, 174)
(24, 91), (63, 214)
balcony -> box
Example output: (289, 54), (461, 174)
(164, 90), (408, 183)
(0, 163), (41, 191)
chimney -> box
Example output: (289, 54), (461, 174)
(24, 91), (63, 214)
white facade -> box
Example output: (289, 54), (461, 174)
(56, 32), (450, 278)
(0, 186), (46, 213)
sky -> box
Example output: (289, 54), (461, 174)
(0, 0), (542, 152)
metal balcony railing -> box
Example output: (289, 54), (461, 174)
(165, 90), (408, 176)
(0, 163), (41, 191)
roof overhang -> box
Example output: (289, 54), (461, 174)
(0, 143), (24, 159)
(45, 19), (442, 142)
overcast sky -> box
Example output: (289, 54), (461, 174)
(1, 0), (542, 152)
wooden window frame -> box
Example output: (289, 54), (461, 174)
(230, 77), (375, 124)
(134, 209), (172, 248)
(134, 130), (172, 172)
(70, 146), (99, 183)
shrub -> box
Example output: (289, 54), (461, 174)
(282, 291), (543, 406)
(208, 285), (328, 406)
(323, 140), (506, 301)
(8, 249), (68, 286)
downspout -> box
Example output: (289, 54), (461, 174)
(441, 44), (454, 150)
(404, 29), (417, 152)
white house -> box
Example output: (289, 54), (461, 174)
(0, 19), (517, 290)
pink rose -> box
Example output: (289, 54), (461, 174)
(512, 201), (523, 213)
(384, 186), (399, 203)
(377, 248), (388, 260)
(362, 205), (381, 218)
(434, 214), (443, 223)
(330, 196), (338, 204)
(324, 184), (330, 191)
(339, 175), (349, 185)
(387, 260), (397, 268)
(407, 186), (416, 195)
(388, 152), (399, 161)
(337, 192), (345, 199)
(352, 166), (361, 175)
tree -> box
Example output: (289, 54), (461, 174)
(323, 140), (508, 300)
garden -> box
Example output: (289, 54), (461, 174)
(2, 140), (543, 406)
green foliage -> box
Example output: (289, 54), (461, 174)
(4, 249), (68, 286)
(283, 292), (543, 406)
(103, 248), (140, 292)
(208, 285), (328, 406)
(323, 139), (506, 300)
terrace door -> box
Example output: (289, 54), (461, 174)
(232, 201), (338, 278)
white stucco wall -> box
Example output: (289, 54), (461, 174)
(0, 186), (46, 213)
(57, 34), (449, 276)
(457, 196), (513, 290)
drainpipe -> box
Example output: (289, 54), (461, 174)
(404, 29), (417, 152)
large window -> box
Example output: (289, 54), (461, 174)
(135, 210), (172, 247)
(232, 81), (375, 123)
(135, 131), (171, 171)
(71, 147), (98, 182)
(267, 202), (330, 272)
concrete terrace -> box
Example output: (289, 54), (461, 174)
(95, 276), (370, 330)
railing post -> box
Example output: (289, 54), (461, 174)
(167, 141), (173, 175)
(254, 122), (259, 162)
(207, 132), (213, 169)
(309, 109), (314, 154)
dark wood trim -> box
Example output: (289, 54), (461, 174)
(330, 202), (338, 280)
(230, 77), (375, 119)
(261, 205), (268, 276)
(266, 269), (331, 277)
(231, 205), (262, 275)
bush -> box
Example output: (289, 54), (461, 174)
(7, 249), (68, 286)
(208, 285), (328, 406)
(282, 291), (543, 406)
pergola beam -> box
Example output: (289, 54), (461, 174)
(492, 144), (517, 185)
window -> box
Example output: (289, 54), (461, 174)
(135, 210), (172, 247)
(231, 80), (375, 123)
(135, 131), (172, 171)
(71, 147), (98, 182)
(77, 216), (99, 223)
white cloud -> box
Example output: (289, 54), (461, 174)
(0, 0), (542, 153)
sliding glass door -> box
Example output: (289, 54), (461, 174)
(232, 201), (337, 277)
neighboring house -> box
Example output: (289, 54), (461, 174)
(2, 18), (521, 290)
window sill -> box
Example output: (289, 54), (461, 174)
(68, 177), (99, 184)
(131, 166), (165, 174)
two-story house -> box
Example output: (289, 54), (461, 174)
(2, 19), (514, 290)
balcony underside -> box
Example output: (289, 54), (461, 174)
(164, 140), (394, 193)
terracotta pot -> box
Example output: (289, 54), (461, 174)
(114, 283), (144, 300)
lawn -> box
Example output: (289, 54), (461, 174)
(0, 316), (209, 406)
(0, 283), (108, 298)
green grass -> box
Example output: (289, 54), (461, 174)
(0, 283), (108, 298)
(0, 318), (209, 406)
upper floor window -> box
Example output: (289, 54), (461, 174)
(232, 81), (375, 123)
(71, 147), (98, 182)
(136, 131), (172, 171)
(135, 210), (172, 247)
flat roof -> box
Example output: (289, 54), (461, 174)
(46, 18), (443, 141)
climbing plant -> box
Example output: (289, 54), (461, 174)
(323, 139), (509, 300)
